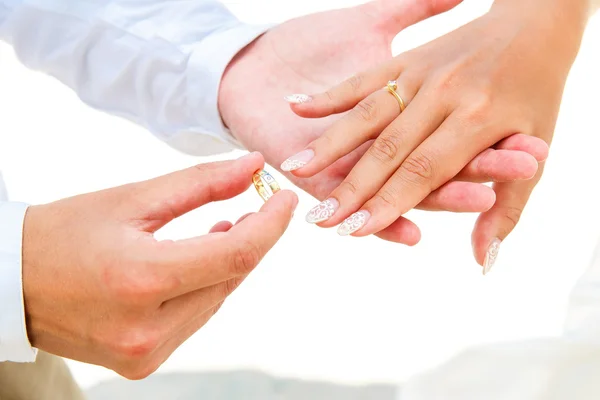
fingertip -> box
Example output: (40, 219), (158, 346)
(239, 151), (265, 170)
(235, 212), (254, 225)
(374, 217), (421, 246)
(496, 135), (549, 162)
(521, 153), (540, 180)
(261, 190), (299, 215)
(209, 221), (233, 233)
(481, 187), (497, 212)
(425, 182), (496, 213)
(284, 94), (335, 119)
(472, 213), (495, 266)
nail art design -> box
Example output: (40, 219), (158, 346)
(306, 199), (339, 224)
(281, 149), (315, 172)
(483, 238), (501, 275)
(337, 211), (370, 236)
(284, 94), (312, 104)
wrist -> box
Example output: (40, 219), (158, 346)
(490, 0), (588, 65)
(218, 33), (272, 150)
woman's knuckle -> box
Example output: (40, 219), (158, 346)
(400, 153), (436, 184)
(353, 98), (378, 122)
(368, 135), (400, 164)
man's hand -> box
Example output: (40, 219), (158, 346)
(219, 0), (548, 245)
(21, 152), (297, 379)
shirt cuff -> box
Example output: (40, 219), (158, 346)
(0, 202), (37, 362)
(181, 22), (274, 152)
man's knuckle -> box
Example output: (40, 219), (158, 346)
(109, 266), (165, 306)
(111, 327), (160, 361)
(224, 278), (243, 296)
(231, 241), (262, 275)
(119, 360), (161, 381)
(211, 301), (226, 318)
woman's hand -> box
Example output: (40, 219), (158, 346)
(220, 0), (550, 247)
(282, 0), (589, 271)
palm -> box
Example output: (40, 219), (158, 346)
(219, 0), (455, 200)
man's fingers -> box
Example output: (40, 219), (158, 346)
(209, 221), (234, 233)
(235, 213), (254, 225)
(471, 168), (543, 274)
(156, 190), (298, 299)
(147, 300), (229, 379)
(129, 152), (265, 232)
(159, 276), (245, 328)
(127, 298), (230, 379)
(495, 134), (549, 162)
(455, 149), (539, 183)
(374, 216), (421, 245)
(417, 181), (496, 212)
(366, 0), (464, 40)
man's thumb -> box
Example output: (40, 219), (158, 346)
(365, 0), (463, 36)
(127, 152), (265, 232)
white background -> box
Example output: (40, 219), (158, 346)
(1, 0), (599, 390)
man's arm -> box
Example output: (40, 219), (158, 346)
(0, 0), (271, 155)
(0, 0), (271, 363)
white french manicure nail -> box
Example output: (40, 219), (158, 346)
(281, 149), (314, 172)
(337, 211), (370, 236)
(284, 94), (312, 104)
(306, 198), (339, 224)
(483, 238), (501, 275)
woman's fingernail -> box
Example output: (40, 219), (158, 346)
(284, 94), (312, 104)
(337, 211), (370, 236)
(483, 238), (501, 275)
(281, 149), (314, 172)
(306, 198), (339, 224)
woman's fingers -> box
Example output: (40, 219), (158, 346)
(282, 76), (422, 178)
(471, 167), (543, 274)
(208, 221), (233, 233)
(284, 59), (403, 118)
(281, 90), (401, 176)
(305, 88), (447, 228)
(340, 114), (498, 236)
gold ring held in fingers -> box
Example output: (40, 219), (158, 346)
(386, 80), (406, 113)
(253, 169), (281, 202)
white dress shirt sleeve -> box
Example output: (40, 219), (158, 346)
(0, 200), (35, 362)
(0, 0), (273, 155)
(0, 0), (273, 363)
(0, 174), (36, 362)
